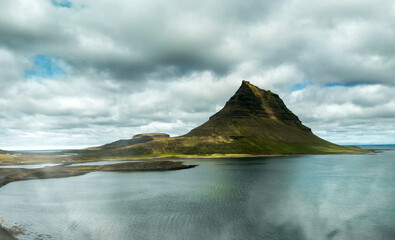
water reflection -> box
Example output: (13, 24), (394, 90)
(0, 147), (394, 239)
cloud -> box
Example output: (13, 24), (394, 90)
(283, 84), (395, 144)
(0, 0), (394, 149)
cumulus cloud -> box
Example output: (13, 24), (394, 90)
(284, 84), (395, 144)
(0, 0), (394, 149)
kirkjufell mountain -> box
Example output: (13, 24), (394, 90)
(76, 81), (367, 159)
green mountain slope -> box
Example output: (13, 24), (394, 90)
(78, 81), (368, 159)
(73, 133), (170, 153)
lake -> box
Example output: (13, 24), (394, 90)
(0, 145), (394, 240)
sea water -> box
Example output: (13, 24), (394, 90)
(0, 146), (394, 240)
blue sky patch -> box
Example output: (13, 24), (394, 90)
(290, 78), (313, 92)
(51, 0), (72, 8)
(24, 55), (64, 79)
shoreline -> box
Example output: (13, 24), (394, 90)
(0, 225), (17, 240)
(0, 160), (196, 240)
(0, 146), (373, 167)
(69, 150), (374, 163)
(0, 160), (196, 188)
(0, 148), (377, 239)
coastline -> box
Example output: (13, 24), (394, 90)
(0, 145), (373, 167)
(0, 160), (196, 188)
(69, 150), (373, 163)
(0, 225), (17, 240)
(0, 148), (376, 239)
(0, 160), (196, 239)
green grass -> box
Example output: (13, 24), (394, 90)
(66, 81), (372, 160)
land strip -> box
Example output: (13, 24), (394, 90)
(0, 160), (195, 188)
(0, 160), (196, 239)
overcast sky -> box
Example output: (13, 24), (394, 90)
(1, 0), (395, 150)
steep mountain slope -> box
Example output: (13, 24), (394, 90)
(79, 81), (366, 158)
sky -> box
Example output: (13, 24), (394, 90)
(0, 0), (395, 150)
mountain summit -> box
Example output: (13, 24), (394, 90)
(186, 80), (311, 137)
(78, 81), (367, 158)
(211, 80), (303, 122)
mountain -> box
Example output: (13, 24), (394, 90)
(78, 81), (367, 159)
(0, 149), (8, 154)
(80, 133), (170, 152)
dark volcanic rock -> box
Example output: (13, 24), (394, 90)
(187, 80), (311, 136)
(211, 81), (307, 126)
(213, 80), (269, 118)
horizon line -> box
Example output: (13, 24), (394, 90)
(2, 143), (395, 152)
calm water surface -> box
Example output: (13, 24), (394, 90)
(0, 163), (60, 169)
(0, 146), (394, 240)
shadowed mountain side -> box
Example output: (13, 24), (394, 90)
(74, 81), (368, 159)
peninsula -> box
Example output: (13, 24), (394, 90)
(0, 80), (370, 239)
(71, 81), (368, 161)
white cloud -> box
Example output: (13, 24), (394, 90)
(0, 0), (394, 149)
(283, 84), (395, 144)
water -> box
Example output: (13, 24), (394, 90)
(67, 160), (136, 167)
(0, 146), (395, 240)
(0, 163), (61, 169)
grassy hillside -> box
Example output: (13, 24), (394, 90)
(74, 81), (369, 160)
(69, 133), (170, 154)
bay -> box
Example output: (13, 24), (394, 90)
(0, 146), (394, 240)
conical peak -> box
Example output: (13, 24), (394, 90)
(211, 81), (305, 125)
(237, 80), (271, 100)
(229, 81), (262, 108)
(241, 80), (251, 86)
(239, 80), (260, 94)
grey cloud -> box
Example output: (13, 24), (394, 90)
(0, 0), (285, 80)
(0, 0), (395, 148)
(2, 0), (395, 84)
(282, 84), (395, 144)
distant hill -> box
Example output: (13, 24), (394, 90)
(77, 81), (368, 159)
(70, 133), (170, 153)
(80, 133), (169, 152)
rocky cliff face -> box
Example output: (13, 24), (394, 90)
(211, 80), (301, 121)
(211, 81), (269, 118)
(187, 80), (310, 137)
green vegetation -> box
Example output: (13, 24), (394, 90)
(0, 81), (369, 165)
(73, 81), (369, 160)
(0, 152), (69, 165)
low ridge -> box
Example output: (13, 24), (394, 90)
(77, 81), (367, 159)
(82, 133), (169, 152)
